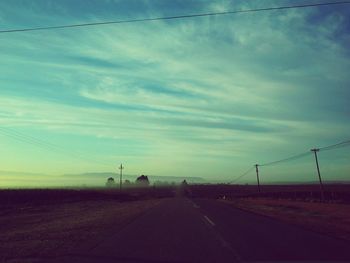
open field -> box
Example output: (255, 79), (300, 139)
(188, 183), (350, 202)
(0, 187), (175, 206)
(0, 188), (173, 263)
(221, 198), (350, 241)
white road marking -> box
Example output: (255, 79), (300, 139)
(203, 215), (216, 226)
(201, 214), (241, 261)
(188, 199), (200, 208)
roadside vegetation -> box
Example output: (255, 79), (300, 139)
(0, 188), (174, 263)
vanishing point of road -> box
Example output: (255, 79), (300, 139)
(56, 197), (350, 263)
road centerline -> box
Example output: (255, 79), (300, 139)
(199, 208), (241, 262)
(188, 199), (200, 208)
(203, 215), (216, 226)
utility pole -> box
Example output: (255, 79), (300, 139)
(311, 148), (325, 201)
(255, 164), (261, 193)
(119, 163), (124, 190)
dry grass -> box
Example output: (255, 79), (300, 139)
(0, 198), (164, 262)
(222, 198), (350, 241)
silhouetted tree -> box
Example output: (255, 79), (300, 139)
(181, 180), (188, 186)
(124, 179), (132, 187)
(106, 177), (116, 187)
(136, 175), (150, 187)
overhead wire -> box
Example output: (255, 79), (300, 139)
(231, 139), (350, 184)
(318, 139), (350, 152)
(230, 166), (255, 184)
(0, 127), (111, 167)
(258, 140), (350, 167)
(259, 151), (310, 167)
(0, 128), (65, 155)
(0, 1), (349, 34)
(0, 127), (112, 168)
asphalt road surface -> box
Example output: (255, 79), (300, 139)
(56, 197), (350, 263)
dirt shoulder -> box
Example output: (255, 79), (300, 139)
(0, 198), (165, 263)
(221, 198), (350, 242)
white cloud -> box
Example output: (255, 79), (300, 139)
(0, 1), (349, 179)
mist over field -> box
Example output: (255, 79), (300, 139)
(0, 170), (208, 188)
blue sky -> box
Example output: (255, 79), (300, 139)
(0, 0), (349, 186)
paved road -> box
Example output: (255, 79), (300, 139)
(56, 198), (350, 263)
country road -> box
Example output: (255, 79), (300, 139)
(55, 197), (350, 263)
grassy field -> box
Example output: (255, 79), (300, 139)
(189, 183), (350, 203)
(221, 197), (350, 241)
(0, 188), (173, 263)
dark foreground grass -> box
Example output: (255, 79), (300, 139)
(189, 183), (350, 203)
(222, 198), (350, 241)
(0, 188), (171, 263)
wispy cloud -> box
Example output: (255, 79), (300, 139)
(0, 0), (349, 180)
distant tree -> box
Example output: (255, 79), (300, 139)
(136, 175), (150, 187)
(124, 179), (132, 187)
(181, 180), (188, 186)
(106, 177), (116, 187)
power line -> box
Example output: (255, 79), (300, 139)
(230, 139), (350, 185)
(259, 151), (310, 167)
(230, 166), (254, 184)
(0, 1), (349, 34)
(0, 127), (67, 153)
(318, 139), (350, 152)
(0, 128), (65, 155)
(0, 127), (112, 167)
(258, 139), (350, 167)
(0, 127), (110, 167)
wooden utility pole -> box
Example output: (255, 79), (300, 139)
(311, 148), (325, 201)
(119, 163), (124, 190)
(255, 164), (261, 193)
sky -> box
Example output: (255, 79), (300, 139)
(0, 0), (349, 187)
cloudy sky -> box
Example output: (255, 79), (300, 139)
(0, 0), (349, 186)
